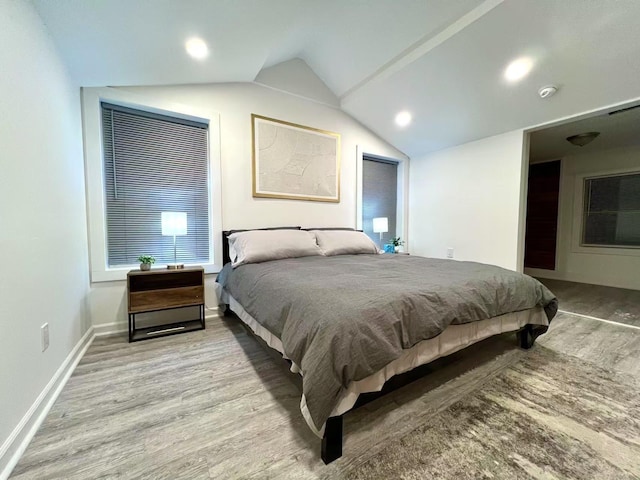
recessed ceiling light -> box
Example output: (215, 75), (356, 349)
(504, 57), (533, 82)
(185, 37), (209, 60)
(395, 111), (412, 127)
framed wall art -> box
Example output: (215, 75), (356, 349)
(252, 114), (341, 202)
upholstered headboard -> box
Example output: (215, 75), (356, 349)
(222, 230), (233, 266)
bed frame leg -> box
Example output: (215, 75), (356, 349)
(517, 324), (535, 349)
(321, 415), (343, 464)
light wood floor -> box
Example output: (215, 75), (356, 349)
(537, 278), (640, 327)
(10, 281), (640, 479)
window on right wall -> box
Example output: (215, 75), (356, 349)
(582, 171), (640, 247)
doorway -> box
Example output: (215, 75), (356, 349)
(524, 160), (561, 270)
(523, 101), (640, 291)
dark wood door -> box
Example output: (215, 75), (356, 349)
(524, 160), (561, 270)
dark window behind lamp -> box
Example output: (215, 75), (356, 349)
(362, 157), (398, 247)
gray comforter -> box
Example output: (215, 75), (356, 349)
(217, 254), (557, 432)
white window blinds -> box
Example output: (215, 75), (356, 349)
(583, 172), (640, 247)
(102, 103), (210, 267)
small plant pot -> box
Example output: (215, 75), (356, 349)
(394, 246), (400, 253)
(140, 263), (151, 271)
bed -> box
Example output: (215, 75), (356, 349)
(216, 228), (557, 464)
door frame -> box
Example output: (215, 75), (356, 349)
(518, 96), (640, 273)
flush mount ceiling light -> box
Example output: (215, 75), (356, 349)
(185, 37), (209, 60)
(395, 111), (412, 127)
(504, 57), (533, 82)
(566, 132), (600, 147)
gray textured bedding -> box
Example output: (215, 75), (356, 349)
(216, 254), (557, 432)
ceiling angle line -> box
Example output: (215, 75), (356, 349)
(608, 104), (640, 116)
(339, 0), (505, 103)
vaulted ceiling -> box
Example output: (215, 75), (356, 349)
(32, 0), (640, 158)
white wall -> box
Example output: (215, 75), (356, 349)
(88, 82), (407, 332)
(0, 0), (91, 476)
(526, 146), (640, 290)
(408, 130), (525, 270)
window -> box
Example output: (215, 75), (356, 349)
(101, 103), (210, 267)
(362, 157), (398, 246)
(82, 87), (222, 282)
(582, 172), (640, 248)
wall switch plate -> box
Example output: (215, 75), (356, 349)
(41, 323), (49, 352)
(447, 248), (454, 259)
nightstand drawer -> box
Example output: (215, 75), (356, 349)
(129, 270), (203, 291)
(129, 285), (204, 313)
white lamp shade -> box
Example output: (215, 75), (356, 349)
(372, 217), (388, 234)
(161, 212), (187, 236)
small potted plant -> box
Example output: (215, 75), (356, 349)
(137, 255), (156, 271)
(390, 237), (404, 253)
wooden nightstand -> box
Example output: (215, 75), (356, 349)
(127, 266), (205, 342)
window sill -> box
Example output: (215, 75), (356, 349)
(91, 263), (222, 283)
(570, 246), (640, 257)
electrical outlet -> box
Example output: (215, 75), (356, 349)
(447, 247), (454, 259)
(41, 323), (49, 352)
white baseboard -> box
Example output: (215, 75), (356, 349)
(524, 268), (564, 280)
(93, 309), (221, 338)
(0, 327), (95, 480)
(524, 268), (639, 290)
(93, 321), (127, 337)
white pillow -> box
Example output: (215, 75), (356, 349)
(311, 230), (380, 256)
(228, 230), (323, 267)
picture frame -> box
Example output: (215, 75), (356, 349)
(251, 114), (341, 202)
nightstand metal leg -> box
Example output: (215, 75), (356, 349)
(128, 313), (134, 342)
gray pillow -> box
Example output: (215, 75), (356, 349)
(310, 230), (380, 256)
(228, 230), (323, 267)
(224, 227), (301, 264)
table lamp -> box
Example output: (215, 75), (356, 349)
(161, 212), (187, 269)
(372, 217), (388, 247)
